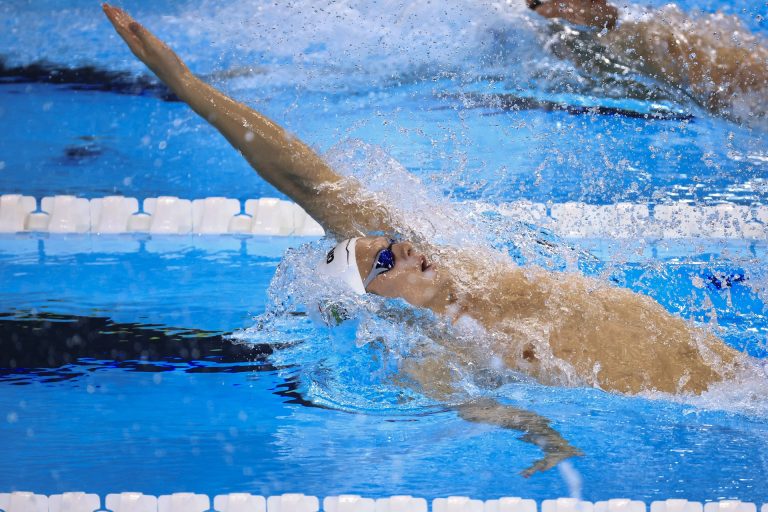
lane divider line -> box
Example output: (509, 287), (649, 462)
(0, 492), (764, 512)
(0, 194), (766, 239)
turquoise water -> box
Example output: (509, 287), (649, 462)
(1, 0), (768, 503)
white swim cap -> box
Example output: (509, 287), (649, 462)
(318, 238), (366, 295)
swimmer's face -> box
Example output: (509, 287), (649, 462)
(355, 236), (442, 308)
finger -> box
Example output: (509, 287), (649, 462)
(103, 4), (146, 59)
(111, 24), (147, 61)
(128, 19), (167, 53)
(103, 3), (132, 30)
(104, 4), (139, 39)
(106, 4), (135, 25)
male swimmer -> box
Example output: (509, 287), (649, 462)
(525, 0), (768, 124)
(102, 3), (750, 475)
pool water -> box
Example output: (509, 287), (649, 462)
(1, 0), (767, 503)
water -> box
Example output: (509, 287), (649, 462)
(1, 0), (768, 503)
(1, 237), (766, 499)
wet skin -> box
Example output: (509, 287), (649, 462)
(526, 0), (768, 124)
(355, 236), (450, 311)
(529, 0), (617, 29)
(102, 3), (750, 476)
(103, 1), (746, 395)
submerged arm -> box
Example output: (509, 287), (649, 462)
(103, 4), (393, 239)
(398, 338), (581, 477)
(457, 398), (582, 477)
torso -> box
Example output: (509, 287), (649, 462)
(452, 262), (739, 395)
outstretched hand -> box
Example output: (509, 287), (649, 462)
(102, 3), (190, 89)
(457, 398), (583, 478)
(520, 439), (583, 478)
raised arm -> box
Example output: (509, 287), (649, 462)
(103, 4), (393, 239)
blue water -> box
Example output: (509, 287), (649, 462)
(1, 0), (768, 503)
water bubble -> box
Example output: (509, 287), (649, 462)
(158, 141), (168, 150)
(6, 412), (18, 423)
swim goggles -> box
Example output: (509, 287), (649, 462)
(363, 240), (396, 289)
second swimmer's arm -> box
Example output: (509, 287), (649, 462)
(103, 4), (392, 238)
(528, 0), (618, 30)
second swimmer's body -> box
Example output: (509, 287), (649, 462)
(527, 0), (768, 125)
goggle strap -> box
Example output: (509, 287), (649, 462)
(363, 265), (390, 288)
(363, 243), (396, 290)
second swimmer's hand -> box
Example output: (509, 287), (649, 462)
(103, 4), (191, 90)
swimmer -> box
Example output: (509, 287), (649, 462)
(527, 0), (617, 29)
(102, 3), (748, 474)
(526, 0), (768, 124)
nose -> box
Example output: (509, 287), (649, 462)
(395, 241), (418, 260)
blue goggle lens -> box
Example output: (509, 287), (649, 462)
(374, 247), (395, 270)
(363, 240), (397, 289)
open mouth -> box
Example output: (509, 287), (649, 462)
(421, 256), (432, 272)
